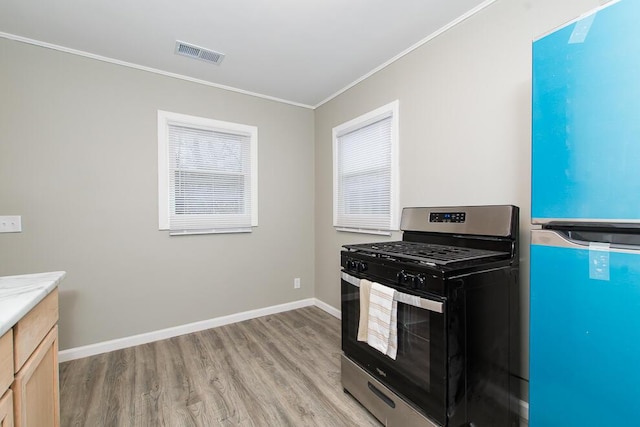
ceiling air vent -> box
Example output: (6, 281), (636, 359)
(175, 41), (225, 65)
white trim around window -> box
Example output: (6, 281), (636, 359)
(332, 100), (400, 235)
(158, 110), (258, 235)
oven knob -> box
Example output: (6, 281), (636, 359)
(406, 274), (417, 289)
(347, 259), (357, 270)
(357, 261), (368, 272)
(396, 270), (408, 285)
(413, 274), (426, 289)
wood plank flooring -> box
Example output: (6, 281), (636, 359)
(59, 307), (381, 427)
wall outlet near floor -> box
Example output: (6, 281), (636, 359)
(294, 278), (301, 289)
(0, 216), (22, 233)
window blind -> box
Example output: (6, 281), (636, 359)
(335, 115), (392, 231)
(167, 124), (252, 234)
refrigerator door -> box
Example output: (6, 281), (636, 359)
(532, 0), (640, 223)
(529, 230), (640, 426)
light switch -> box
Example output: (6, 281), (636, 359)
(0, 216), (22, 233)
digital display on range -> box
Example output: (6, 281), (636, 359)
(429, 212), (466, 223)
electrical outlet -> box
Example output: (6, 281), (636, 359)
(294, 278), (301, 289)
(0, 216), (22, 233)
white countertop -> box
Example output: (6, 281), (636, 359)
(0, 271), (66, 337)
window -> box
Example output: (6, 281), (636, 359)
(158, 111), (258, 235)
(333, 100), (399, 235)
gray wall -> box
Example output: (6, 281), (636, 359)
(0, 0), (609, 367)
(314, 0), (606, 387)
(0, 38), (315, 350)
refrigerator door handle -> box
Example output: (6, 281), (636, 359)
(532, 230), (640, 253)
(531, 230), (586, 248)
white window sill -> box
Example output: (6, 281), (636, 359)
(335, 227), (391, 236)
(161, 227), (253, 236)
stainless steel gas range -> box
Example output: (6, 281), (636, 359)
(341, 205), (520, 427)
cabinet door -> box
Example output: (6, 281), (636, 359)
(0, 389), (13, 427)
(12, 326), (59, 427)
(0, 332), (12, 393)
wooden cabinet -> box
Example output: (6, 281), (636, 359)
(0, 332), (12, 394)
(1, 331), (14, 427)
(13, 290), (58, 371)
(12, 327), (58, 427)
(0, 289), (59, 427)
(0, 390), (14, 427)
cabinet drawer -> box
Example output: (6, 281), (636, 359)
(13, 289), (58, 372)
(0, 389), (13, 427)
(0, 331), (12, 393)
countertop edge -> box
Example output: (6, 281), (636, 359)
(0, 271), (66, 337)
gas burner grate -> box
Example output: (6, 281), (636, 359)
(344, 241), (509, 265)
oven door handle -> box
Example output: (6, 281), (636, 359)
(342, 272), (444, 314)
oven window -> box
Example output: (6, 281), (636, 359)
(341, 280), (447, 423)
(396, 305), (431, 386)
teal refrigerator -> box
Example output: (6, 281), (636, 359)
(531, 0), (640, 425)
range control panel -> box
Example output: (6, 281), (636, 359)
(429, 212), (466, 223)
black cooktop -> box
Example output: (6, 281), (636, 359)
(343, 241), (510, 266)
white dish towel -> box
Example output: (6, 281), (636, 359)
(366, 282), (398, 360)
(357, 279), (372, 342)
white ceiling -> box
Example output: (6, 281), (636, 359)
(0, 0), (490, 108)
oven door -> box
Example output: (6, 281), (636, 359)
(341, 272), (449, 426)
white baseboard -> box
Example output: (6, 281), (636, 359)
(313, 298), (341, 319)
(59, 298), (317, 362)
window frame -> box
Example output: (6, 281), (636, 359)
(158, 110), (258, 234)
(332, 100), (400, 235)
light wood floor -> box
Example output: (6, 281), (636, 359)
(59, 307), (382, 427)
